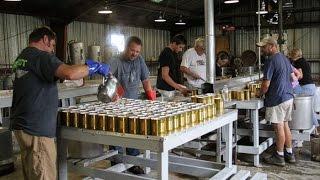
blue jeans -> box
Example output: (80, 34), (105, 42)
(109, 146), (140, 156)
(294, 84), (319, 127)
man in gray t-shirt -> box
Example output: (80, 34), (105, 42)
(108, 36), (156, 174)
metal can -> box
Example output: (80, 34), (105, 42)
(88, 113), (97, 130)
(191, 89), (198, 96)
(255, 87), (261, 98)
(79, 111), (88, 129)
(128, 116), (138, 134)
(236, 91), (245, 101)
(207, 104), (213, 120)
(60, 110), (70, 126)
(97, 114), (106, 131)
(214, 97), (224, 114)
(205, 95), (211, 104)
(151, 116), (166, 136)
(198, 107), (204, 123)
(243, 89), (250, 100)
(179, 111), (187, 129)
(197, 96), (206, 104)
(117, 116), (128, 133)
(191, 108), (198, 126)
(202, 105), (207, 122)
(69, 110), (79, 128)
(166, 115), (174, 134)
(185, 110), (192, 128)
(191, 96), (198, 103)
(138, 116), (150, 135)
(173, 113), (180, 132)
(231, 91), (237, 100)
(107, 115), (116, 132)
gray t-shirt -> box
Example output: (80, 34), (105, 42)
(108, 55), (149, 99)
(10, 47), (63, 137)
(263, 52), (294, 107)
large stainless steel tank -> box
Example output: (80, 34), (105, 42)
(68, 41), (85, 65)
(289, 95), (313, 130)
(88, 45), (101, 62)
(0, 127), (14, 175)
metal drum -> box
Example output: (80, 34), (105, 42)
(88, 45), (101, 62)
(289, 95), (313, 130)
(68, 41), (85, 65)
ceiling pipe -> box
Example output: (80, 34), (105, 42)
(204, 0), (215, 84)
(278, 0), (284, 52)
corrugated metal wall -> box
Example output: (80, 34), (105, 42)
(0, 13), (46, 67)
(67, 21), (170, 62)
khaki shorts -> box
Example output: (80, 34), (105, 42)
(265, 99), (293, 124)
(14, 130), (56, 180)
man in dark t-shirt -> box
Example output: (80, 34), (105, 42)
(156, 34), (190, 100)
(10, 26), (110, 180)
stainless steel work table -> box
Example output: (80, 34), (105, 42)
(58, 109), (238, 180)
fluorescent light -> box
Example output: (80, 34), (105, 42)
(154, 18), (166, 22)
(98, 6), (112, 14)
(4, 0), (22, 1)
(154, 13), (166, 22)
(224, 0), (239, 4)
(175, 19), (186, 25)
(256, 10), (268, 14)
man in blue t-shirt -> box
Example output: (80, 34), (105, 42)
(10, 26), (110, 180)
(257, 37), (296, 166)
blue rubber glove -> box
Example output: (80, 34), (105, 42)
(85, 59), (110, 76)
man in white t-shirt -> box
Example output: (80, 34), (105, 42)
(180, 38), (206, 88)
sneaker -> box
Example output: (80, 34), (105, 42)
(284, 151), (296, 163)
(127, 165), (145, 175)
(263, 152), (285, 167)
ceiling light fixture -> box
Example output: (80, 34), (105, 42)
(175, 15), (186, 25)
(154, 11), (166, 22)
(4, 0), (22, 1)
(98, 0), (112, 14)
(224, 0), (239, 4)
(256, 0), (268, 14)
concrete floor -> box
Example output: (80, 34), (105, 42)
(1, 141), (319, 180)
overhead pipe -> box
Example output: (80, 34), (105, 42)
(257, 0), (262, 79)
(204, 0), (215, 84)
(278, 0), (284, 52)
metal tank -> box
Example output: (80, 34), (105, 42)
(68, 41), (85, 65)
(88, 45), (101, 62)
(0, 127), (14, 175)
(289, 95), (313, 130)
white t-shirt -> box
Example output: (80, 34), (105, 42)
(181, 48), (206, 88)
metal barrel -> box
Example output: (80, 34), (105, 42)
(138, 116), (150, 135)
(107, 115), (116, 132)
(60, 110), (70, 127)
(97, 113), (106, 131)
(69, 110), (79, 128)
(79, 111), (88, 129)
(88, 113), (98, 130)
(128, 116), (138, 134)
(117, 116), (128, 133)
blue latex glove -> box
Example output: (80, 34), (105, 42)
(85, 59), (110, 76)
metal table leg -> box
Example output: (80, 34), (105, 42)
(157, 151), (169, 180)
(57, 136), (68, 180)
(225, 122), (233, 168)
(144, 150), (151, 174)
(216, 128), (222, 163)
(251, 109), (260, 166)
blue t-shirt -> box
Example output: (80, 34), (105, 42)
(263, 53), (294, 107)
(11, 47), (63, 137)
(108, 55), (150, 99)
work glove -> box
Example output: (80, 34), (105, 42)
(85, 59), (110, 76)
(146, 90), (156, 101)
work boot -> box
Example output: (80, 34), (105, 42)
(127, 165), (145, 175)
(263, 152), (285, 167)
(284, 150), (296, 163)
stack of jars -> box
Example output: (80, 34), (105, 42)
(59, 98), (219, 137)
